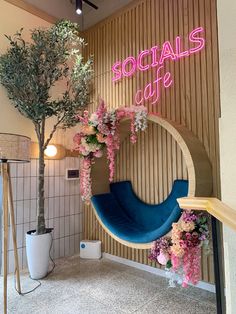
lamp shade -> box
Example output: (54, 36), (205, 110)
(0, 133), (31, 163)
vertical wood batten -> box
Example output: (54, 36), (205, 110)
(83, 0), (220, 284)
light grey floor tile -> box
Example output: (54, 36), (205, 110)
(0, 256), (216, 314)
(135, 292), (216, 314)
(122, 264), (169, 286)
(173, 284), (216, 305)
(38, 292), (122, 314)
(89, 271), (165, 313)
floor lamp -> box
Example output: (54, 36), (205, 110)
(0, 133), (31, 314)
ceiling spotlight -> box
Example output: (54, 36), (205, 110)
(72, 0), (98, 15)
(76, 0), (82, 15)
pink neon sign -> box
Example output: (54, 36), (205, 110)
(111, 27), (205, 105)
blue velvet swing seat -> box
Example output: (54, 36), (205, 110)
(91, 180), (188, 245)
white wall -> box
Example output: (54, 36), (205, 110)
(0, 1), (50, 140)
(0, 1), (77, 148)
(1, 157), (83, 274)
(217, 0), (236, 313)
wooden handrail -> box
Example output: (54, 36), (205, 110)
(177, 197), (236, 232)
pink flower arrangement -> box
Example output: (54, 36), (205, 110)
(79, 157), (92, 203)
(73, 100), (147, 201)
(149, 210), (209, 288)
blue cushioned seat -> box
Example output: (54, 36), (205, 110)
(91, 180), (188, 244)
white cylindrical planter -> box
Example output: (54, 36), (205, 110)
(26, 230), (52, 279)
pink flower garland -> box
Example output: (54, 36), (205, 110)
(106, 133), (120, 182)
(182, 246), (201, 287)
(171, 253), (181, 271)
(73, 100), (147, 201)
(148, 211), (209, 288)
(80, 157), (92, 203)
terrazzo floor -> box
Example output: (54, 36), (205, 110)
(0, 255), (216, 314)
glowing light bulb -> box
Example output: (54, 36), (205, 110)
(44, 145), (57, 158)
(76, 0), (82, 15)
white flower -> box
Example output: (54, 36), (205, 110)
(88, 143), (100, 152)
(81, 137), (87, 146)
(89, 113), (99, 126)
(134, 108), (148, 132)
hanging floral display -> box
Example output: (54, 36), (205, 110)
(73, 100), (147, 201)
(149, 210), (209, 288)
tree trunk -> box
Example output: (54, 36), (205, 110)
(36, 122), (46, 235)
(36, 147), (46, 234)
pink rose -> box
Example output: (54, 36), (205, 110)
(73, 133), (81, 145)
(182, 281), (188, 288)
(157, 251), (170, 266)
(79, 145), (89, 156)
(93, 150), (103, 158)
(185, 232), (192, 240)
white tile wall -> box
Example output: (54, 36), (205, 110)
(1, 157), (83, 274)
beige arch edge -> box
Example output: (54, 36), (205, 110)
(90, 113), (213, 249)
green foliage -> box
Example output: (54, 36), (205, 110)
(166, 260), (172, 269)
(0, 20), (93, 234)
(86, 134), (99, 144)
(0, 20), (93, 126)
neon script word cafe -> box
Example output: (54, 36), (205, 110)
(111, 27), (205, 105)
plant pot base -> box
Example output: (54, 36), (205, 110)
(26, 229), (52, 280)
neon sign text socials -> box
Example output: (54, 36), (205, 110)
(111, 27), (205, 105)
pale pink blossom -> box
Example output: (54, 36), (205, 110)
(89, 112), (99, 126)
(94, 150), (103, 158)
(73, 99), (147, 201)
(157, 251), (170, 265)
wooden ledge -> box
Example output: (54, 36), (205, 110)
(177, 197), (236, 232)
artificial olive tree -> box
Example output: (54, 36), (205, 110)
(0, 20), (93, 234)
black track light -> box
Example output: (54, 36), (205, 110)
(74, 0), (98, 15)
(76, 0), (82, 15)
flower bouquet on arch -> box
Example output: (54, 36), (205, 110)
(73, 100), (147, 202)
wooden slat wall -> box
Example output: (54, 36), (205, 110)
(83, 0), (220, 284)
